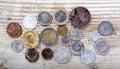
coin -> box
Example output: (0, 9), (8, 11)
(69, 28), (82, 40)
(21, 30), (40, 49)
(54, 46), (71, 64)
(61, 35), (71, 46)
(42, 48), (53, 60)
(57, 25), (68, 36)
(23, 14), (37, 29)
(81, 50), (95, 64)
(94, 39), (110, 55)
(89, 31), (100, 42)
(11, 40), (24, 53)
(70, 7), (91, 29)
(38, 11), (52, 26)
(25, 49), (39, 62)
(7, 22), (22, 38)
(41, 28), (58, 46)
(98, 21), (114, 36)
(70, 40), (84, 55)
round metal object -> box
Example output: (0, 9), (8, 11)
(98, 21), (114, 36)
(42, 48), (53, 60)
(57, 25), (68, 36)
(81, 50), (95, 65)
(54, 46), (71, 64)
(61, 35), (71, 46)
(89, 31), (100, 42)
(11, 40), (24, 53)
(70, 7), (91, 29)
(7, 22), (22, 38)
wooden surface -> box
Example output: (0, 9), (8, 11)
(0, 0), (120, 69)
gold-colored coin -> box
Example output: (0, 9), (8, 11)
(57, 25), (68, 36)
(21, 30), (40, 49)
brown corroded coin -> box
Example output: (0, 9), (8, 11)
(25, 49), (39, 62)
(42, 48), (53, 60)
(57, 25), (68, 36)
(7, 22), (22, 38)
(70, 7), (91, 29)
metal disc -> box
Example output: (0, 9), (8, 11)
(57, 25), (68, 36)
(42, 48), (53, 60)
(61, 35), (71, 46)
(89, 31), (100, 42)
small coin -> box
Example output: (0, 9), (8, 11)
(81, 50), (95, 64)
(98, 21), (114, 36)
(61, 35), (71, 46)
(57, 25), (68, 36)
(70, 40), (84, 55)
(21, 30), (40, 49)
(70, 7), (91, 29)
(7, 22), (22, 38)
(11, 40), (24, 53)
(42, 48), (53, 60)
(23, 14), (37, 29)
(41, 28), (58, 46)
(69, 28), (82, 40)
(54, 46), (71, 64)
(25, 49), (39, 62)
(94, 39), (110, 55)
(38, 11), (52, 26)
(89, 31), (100, 42)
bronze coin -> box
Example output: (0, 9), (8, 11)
(7, 22), (22, 38)
(42, 48), (53, 60)
(25, 49), (39, 62)
(57, 25), (68, 36)
(70, 7), (91, 29)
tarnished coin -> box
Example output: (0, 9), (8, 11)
(70, 40), (84, 55)
(41, 28), (58, 46)
(11, 40), (24, 53)
(54, 46), (71, 64)
(57, 25), (68, 36)
(21, 30), (40, 49)
(38, 11), (52, 26)
(42, 48), (53, 60)
(25, 49), (39, 62)
(7, 22), (22, 38)
(61, 35), (71, 46)
(69, 28), (82, 40)
(53, 9), (69, 25)
(23, 14), (37, 29)
(98, 21), (114, 36)
(70, 7), (91, 29)
(94, 39), (110, 55)
(81, 50), (95, 64)
(89, 31), (100, 42)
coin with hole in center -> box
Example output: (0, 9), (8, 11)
(42, 48), (53, 60)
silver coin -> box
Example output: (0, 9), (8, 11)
(89, 31), (100, 42)
(70, 40), (84, 55)
(98, 21), (114, 36)
(54, 46), (71, 64)
(11, 40), (24, 53)
(81, 50), (95, 65)
(94, 39), (110, 55)
(69, 28), (82, 40)
(61, 35), (71, 46)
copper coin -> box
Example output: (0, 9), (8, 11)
(42, 48), (53, 60)
(25, 49), (39, 62)
(57, 25), (68, 36)
(70, 7), (91, 29)
(7, 22), (22, 38)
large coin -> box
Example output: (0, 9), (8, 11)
(98, 21), (114, 36)
(7, 22), (22, 38)
(42, 48), (53, 60)
(61, 35), (71, 46)
(70, 7), (91, 29)
(21, 30), (40, 49)
(81, 50), (95, 64)
(11, 40), (24, 53)
(54, 46), (71, 64)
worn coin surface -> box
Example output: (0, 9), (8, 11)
(21, 30), (40, 49)
(23, 14), (37, 29)
(11, 40), (24, 53)
(98, 21), (114, 36)
(81, 50), (95, 64)
(54, 46), (71, 64)
(41, 28), (58, 46)
(94, 39), (110, 55)
(38, 11), (52, 26)
(89, 31), (100, 42)
(70, 7), (91, 29)
(7, 22), (22, 38)
(70, 40), (84, 55)
(25, 49), (39, 62)
(57, 25), (68, 36)
(42, 48), (53, 60)
(69, 28), (82, 40)
(61, 35), (71, 46)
